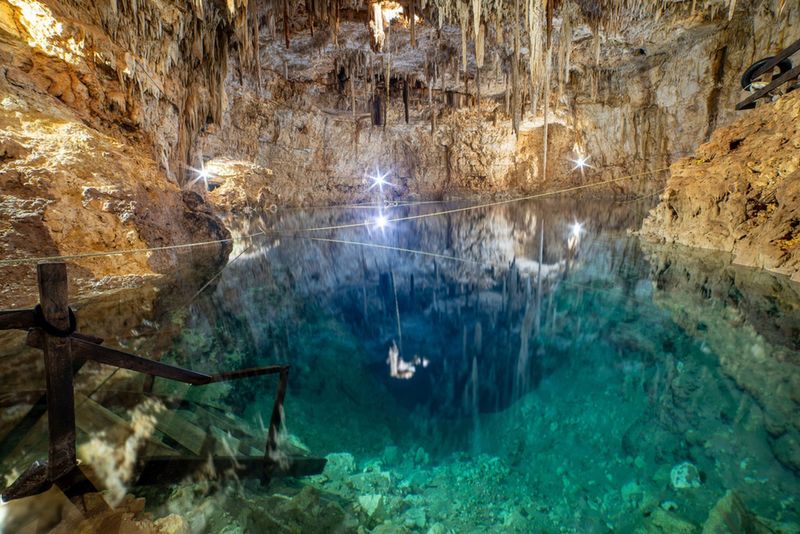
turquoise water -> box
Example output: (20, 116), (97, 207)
(2, 199), (799, 532)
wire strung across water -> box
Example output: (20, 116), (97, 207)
(0, 167), (670, 268)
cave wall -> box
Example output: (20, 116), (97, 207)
(572, 1), (800, 192)
(640, 89), (800, 281)
(0, 0), (246, 303)
(198, 0), (798, 210)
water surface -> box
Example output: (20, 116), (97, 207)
(2, 198), (799, 532)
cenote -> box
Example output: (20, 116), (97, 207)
(2, 0), (800, 531)
(4, 199), (798, 532)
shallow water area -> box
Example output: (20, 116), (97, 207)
(1, 198), (799, 533)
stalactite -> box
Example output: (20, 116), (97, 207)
(385, 51), (390, 129)
(463, 71), (469, 107)
(511, 0), (520, 136)
(556, 1), (576, 101)
(475, 62), (481, 106)
(472, 0), (481, 54)
(403, 77), (410, 123)
(475, 22), (485, 68)
(504, 71), (509, 115)
(369, 0), (385, 52)
(542, 46), (552, 181)
(254, 10), (262, 92)
(334, 0), (341, 46)
(593, 26), (601, 66)
(527, 0), (544, 96)
(410, 0), (417, 48)
(282, 0), (291, 47)
(351, 64), (356, 117)
(458, 0), (470, 72)
(429, 70), (436, 134)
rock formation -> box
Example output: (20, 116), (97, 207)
(0, 0), (245, 301)
(641, 89), (800, 281)
(198, 0), (799, 211)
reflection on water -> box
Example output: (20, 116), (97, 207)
(1, 199), (799, 532)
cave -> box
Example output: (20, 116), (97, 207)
(0, 0), (799, 531)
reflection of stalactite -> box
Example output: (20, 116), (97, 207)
(515, 276), (536, 399)
(471, 355), (481, 453)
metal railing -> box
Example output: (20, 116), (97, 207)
(736, 37), (800, 110)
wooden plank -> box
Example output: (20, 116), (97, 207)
(154, 409), (207, 456)
(736, 64), (800, 110)
(37, 262), (76, 480)
(70, 336), (287, 386)
(74, 394), (177, 457)
(70, 337), (212, 384)
(750, 38), (800, 80)
(192, 404), (258, 439)
(0, 309), (35, 330)
(135, 455), (327, 486)
(265, 367), (289, 472)
(205, 364), (288, 383)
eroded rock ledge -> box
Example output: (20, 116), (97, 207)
(0, 0), (239, 305)
(641, 90), (800, 282)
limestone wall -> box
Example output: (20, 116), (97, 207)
(641, 90), (800, 281)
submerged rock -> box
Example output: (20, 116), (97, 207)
(358, 494), (385, 519)
(701, 491), (775, 534)
(402, 507), (427, 529)
(382, 446), (401, 467)
(670, 462), (702, 490)
(772, 432), (800, 475)
(643, 509), (699, 534)
(621, 480), (644, 505)
(247, 486), (351, 533)
(371, 524), (411, 534)
(660, 501), (679, 512)
(324, 452), (358, 480)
